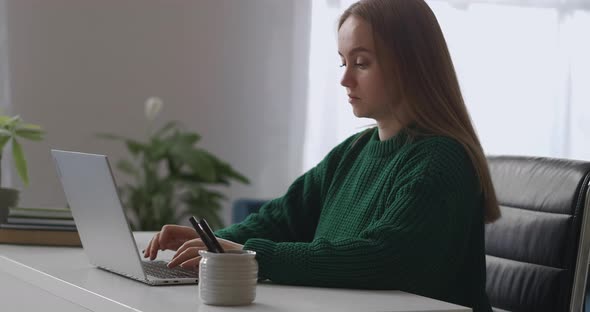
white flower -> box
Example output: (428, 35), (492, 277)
(145, 97), (163, 121)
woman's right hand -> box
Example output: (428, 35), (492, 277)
(142, 225), (198, 260)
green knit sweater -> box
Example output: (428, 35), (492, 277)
(215, 127), (492, 312)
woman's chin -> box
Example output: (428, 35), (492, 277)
(351, 107), (368, 118)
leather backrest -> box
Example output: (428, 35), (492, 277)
(485, 156), (590, 312)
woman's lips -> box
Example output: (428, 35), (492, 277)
(348, 96), (360, 103)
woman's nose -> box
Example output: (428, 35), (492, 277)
(340, 69), (356, 88)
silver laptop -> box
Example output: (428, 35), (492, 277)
(51, 149), (199, 286)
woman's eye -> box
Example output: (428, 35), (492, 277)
(339, 63), (367, 68)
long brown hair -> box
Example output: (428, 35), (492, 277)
(339, 0), (501, 223)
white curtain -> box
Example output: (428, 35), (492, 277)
(0, 0), (9, 112)
(302, 0), (590, 171)
(0, 0), (13, 186)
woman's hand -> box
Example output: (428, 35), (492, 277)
(143, 225), (198, 260)
(167, 237), (244, 270)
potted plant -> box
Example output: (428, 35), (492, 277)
(0, 114), (45, 222)
(99, 97), (249, 231)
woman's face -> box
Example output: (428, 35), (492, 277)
(338, 16), (400, 122)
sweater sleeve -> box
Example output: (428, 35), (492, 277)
(242, 138), (480, 291)
(214, 133), (362, 244)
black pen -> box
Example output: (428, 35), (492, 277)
(199, 218), (225, 253)
(189, 216), (218, 253)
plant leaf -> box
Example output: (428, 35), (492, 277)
(183, 149), (216, 182)
(176, 132), (200, 146)
(217, 161), (250, 184)
(126, 140), (146, 156)
(116, 159), (139, 177)
(103, 121), (249, 231)
(6, 115), (21, 127)
(15, 128), (45, 141)
(16, 123), (42, 130)
(205, 153), (250, 184)
(0, 135), (10, 151)
(0, 128), (12, 136)
(0, 115), (12, 125)
(154, 121), (179, 138)
(181, 191), (224, 229)
(147, 138), (169, 161)
(11, 138), (28, 186)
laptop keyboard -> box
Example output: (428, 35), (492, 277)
(142, 261), (198, 279)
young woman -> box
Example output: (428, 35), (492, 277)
(143, 1), (500, 311)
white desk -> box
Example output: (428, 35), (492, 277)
(0, 232), (472, 312)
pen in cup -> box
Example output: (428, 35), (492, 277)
(199, 218), (225, 253)
(189, 216), (218, 253)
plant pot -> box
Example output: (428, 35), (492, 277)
(0, 187), (19, 223)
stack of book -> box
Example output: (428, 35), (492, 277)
(0, 207), (81, 247)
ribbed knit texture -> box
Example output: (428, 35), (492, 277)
(215, 127), (492, 312)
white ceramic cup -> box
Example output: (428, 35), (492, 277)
(198, 250), (258, 306)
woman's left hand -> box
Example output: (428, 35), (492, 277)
(166, 237), (244, 270)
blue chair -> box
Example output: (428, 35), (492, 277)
(231, 198), (268, 224)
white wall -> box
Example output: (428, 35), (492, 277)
(4, 0), (311, 226)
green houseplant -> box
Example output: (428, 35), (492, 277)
(0, 114), (45, 222)
(99, 97), (249, 231)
